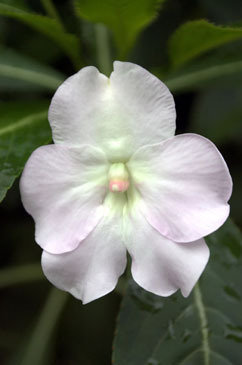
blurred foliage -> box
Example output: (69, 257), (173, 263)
(0, 1), (81, 68)
(74, 0), (166, 58)
(0, 47), (64, 91)
(0, 101), (50, 202)
(113, 219), (242, 364)
(191, 86), (242, 144)
(0, 0), (241, 364)
(169, 20), (242, 68)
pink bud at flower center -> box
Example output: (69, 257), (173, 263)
(108, 163), (129, 193)
(109, 179), (129, 192)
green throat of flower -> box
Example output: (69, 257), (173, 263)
(108, 163), (129, 193)
(105, 162), (139, 216)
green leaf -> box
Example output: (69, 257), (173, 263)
(169, 20), (242, 68)
(0, 48), (65, 91)
(0, 101), (51, 202)
(74, 0), (166, 58)
(0, 2), (81, 68)
(113, 219), (242, 365)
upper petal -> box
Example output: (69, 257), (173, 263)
(124, 209), (209, 297)
(41, 207), (127, 304)
(128, 133), (232, 242)
(49, 62), (176, 161)
(20, 144), (109, 254)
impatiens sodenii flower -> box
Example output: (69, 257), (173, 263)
(20, 62), (232, 304)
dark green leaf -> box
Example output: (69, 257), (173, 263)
(74, 0), (166, 58)
(113, 219), (242, 365)
(0, 47), (65, 91)
(0, 0), (27, 9)
(0, 2), (81, 68)
(0, 101), (51, 202)
(169, 20), (242, 68)
(190, 86), (242, 145)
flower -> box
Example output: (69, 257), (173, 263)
(20, 62), (232, 304)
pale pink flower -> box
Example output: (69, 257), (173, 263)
(20, 62), (232, 304)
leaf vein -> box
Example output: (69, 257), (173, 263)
(0, 111), (47, 137)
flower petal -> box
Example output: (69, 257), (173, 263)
(49, 66), (108, 147)
(109, 62), (176, 154)
(49, 62), (176, 161)
(125, 210), (209, 297)
(128, 133), (232, 242)
(20, 144), (109, 254)
(41, 211), (127, 304)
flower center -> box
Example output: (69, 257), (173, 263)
(108, 163), (129, 193)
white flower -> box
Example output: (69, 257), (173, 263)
(20, 62), (232, 304)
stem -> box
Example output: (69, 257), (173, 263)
(95, 23), (112, 76)
(165, 60), (242, 93)
(0, 263), (44, 288)
(20, 288), (68, 365)
(193, 283), (210, 365)
(0, 64), (64, 90)
(41, 0), (64, 29)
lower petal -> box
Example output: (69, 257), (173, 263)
(125, 211), (209, 297)
(41, 211), (127, 304)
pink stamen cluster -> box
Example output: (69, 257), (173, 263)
(109, 179), (129, 192)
